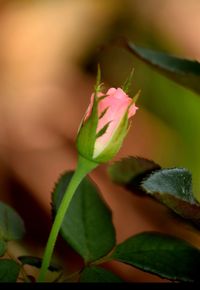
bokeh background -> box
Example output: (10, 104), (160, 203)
(1, 0), (200, 282)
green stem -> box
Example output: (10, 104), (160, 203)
(37, 155), (98, 282)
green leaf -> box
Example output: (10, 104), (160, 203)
(108, 157), (160, 191)
(112, 232), (200, 282)
(127, 42), (200, 95)
(0, 202), (25, 241)
(18, 256), (61, 272)
(52, 172), (116, 263)
(80, 266), (123, 283)
(0, 240), (6, 257)
(0, 259), (20, 282)
(142, 168), (200, 228)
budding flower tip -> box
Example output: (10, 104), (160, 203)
(122, 66), (135, 94)
(132, 89), (141, 104)
(94, 64), (101, 90)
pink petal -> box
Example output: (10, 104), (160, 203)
(128, 103), (138, 118)
(94, 88), (136, 156)
(107, 87), (129, 100)
(82, 87), (139, 158)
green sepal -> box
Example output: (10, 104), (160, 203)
(94, 112), (129, 163)
(122, 67), (134, 94)
(96, 121), (111, 139)
(76, 72), (102, 161)
(76, 99), (98, 160)
(76, 66), (105, 161)
(94, 64), (102, 93)
(99, 107), (109, 119)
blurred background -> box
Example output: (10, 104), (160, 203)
(0, 0), (200, 282)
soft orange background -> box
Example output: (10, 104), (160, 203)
(1, 0), (200, 282)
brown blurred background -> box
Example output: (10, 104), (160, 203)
(1, 0), (200, 282)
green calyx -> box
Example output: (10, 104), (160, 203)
(76, 65), (102, 162)
(93, 112), (129, 163)
(76, 95), (98, 161)
(122, 67), (134, 95)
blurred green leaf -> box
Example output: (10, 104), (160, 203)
(126, 42), (200, 95)
(0, 240), (6, 257)
(0, 202), (25, 241)
(18, 256), (61, 272)
(52, 172), (116, 263)
(142, 168), (200, 228)
(80, 266), (123, 283)
(0, 259), (20, 282)
(112, 232), (200, 282)
(108, 157), (160, 191)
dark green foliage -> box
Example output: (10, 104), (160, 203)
(108, 156), (160, 192)
(52, 172), (116, 263)
(142, 168), (200, 228)
(18, 256), (61, 272)
(112, 232), (200, 282)
(0, 202), (25, 241)
(127, 42), (200, 95)
(80, 266), (123, 283)
(0, 259), (20, 282)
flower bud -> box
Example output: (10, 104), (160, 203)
(76, 77), (138, 163)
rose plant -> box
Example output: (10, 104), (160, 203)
(37, 66), (139, 282)
(1, 45), (200, 283)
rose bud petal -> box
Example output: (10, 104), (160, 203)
(76, 85), (138, 163)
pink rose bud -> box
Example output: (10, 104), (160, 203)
(76, 75), (139, 163)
